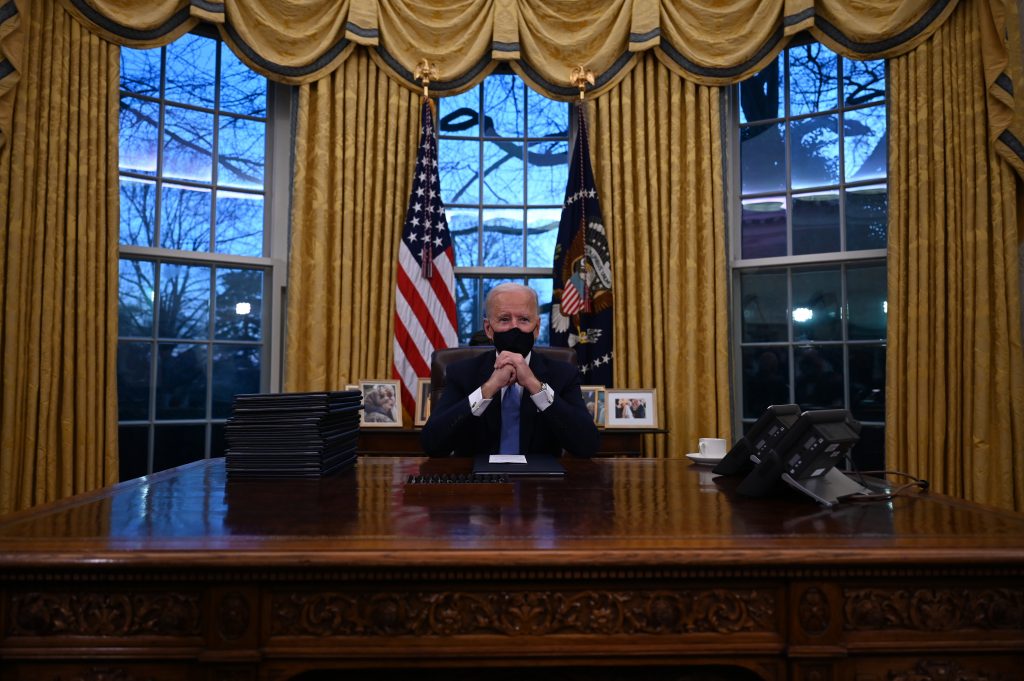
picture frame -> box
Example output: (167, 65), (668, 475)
(604, 389), (658, 429)
(580, 385), (606, 428)
(414, 377), (432, 426)
(359, 379), (403, 427)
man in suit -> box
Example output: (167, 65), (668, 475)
(420, 283), (598, 458)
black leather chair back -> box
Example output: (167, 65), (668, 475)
(429, 345), (577, 409)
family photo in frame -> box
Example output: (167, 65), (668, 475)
(580, 385), (606, 427)
(414, 377), (432, 426)
(359, 380), (402, 427)
(604, 389), (657, 428)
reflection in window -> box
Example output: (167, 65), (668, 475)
(117, 32), (270, 480)
(438, 73), (569, 341)
(732, 43), (888, 469)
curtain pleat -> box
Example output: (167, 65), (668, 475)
(590, 54), (730, 458)
(887, 1), (1024, 510)
(285, 50), (419, 392)
(0, 0), (118, 514)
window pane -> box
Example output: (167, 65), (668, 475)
(164, 105), (214, 183)
(439, 138), (479, 204)
(795, 344), (844, 410)
(740, 270), (788, 342)
(792, 191), (839, 255)
(210, 422), (227, 458)
(741, 346), (790, 419)
(439, 85), (481, 137)
(156, 342), (207, 419)
(844, 106), (887, 182)
(525, 208), (559, 267)
(846, 185), (888, 251)
(212, 345), (261, 418)
(119, 178), (156, 246)
(481, 208), (523, 266)
(789, 44), (838, 116)
(740, 123), (786, 194)
(791, 267), (842, 341)
(117, 341), (151, 420)
(158, 263), (210, 339)
(455, 277), (481, 342)
(791, 114), (838, 189)
(844, 59), (886, 106)
(215, 268), (263, 340)
(528, 89), (568, 138)
(215, 190), (264, 256)
(120, 47), (161, 97)
(218, 114), (266, 189)
(526, 140), (568, 204)
(119, 258), (155, 336)
(447, 207), (479, 266)
(741, 197), (787, 259)
(483, 74), (523, 137)
(165, 33), (216, 108)
(160, 183), (211, 252)
(119, 96), (159, 175)
(153, 424), (206, 472)
(528, 277), (553, 345)
(118, 425), (149, 481)
(739, 53), (783, 124)
(220, 43), (266, 117)
(847, 263), (887, 340)
(849, 345), (885, 422)
(482, 140), (524, 204)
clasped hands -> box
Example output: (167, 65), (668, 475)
(481, 351), (543, 399)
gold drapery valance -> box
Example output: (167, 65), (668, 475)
(1, 0), (1018, 173)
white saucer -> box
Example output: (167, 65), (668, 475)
(686, 452), (724, 465)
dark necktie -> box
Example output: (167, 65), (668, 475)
(498, 383), (521, 454)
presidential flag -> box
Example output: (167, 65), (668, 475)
(550, 105), (614, 386)
(393, 101), (458, 417)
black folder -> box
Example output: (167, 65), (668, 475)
(472, 453), (566, 477)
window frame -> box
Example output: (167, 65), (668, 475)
(726, 43), (889, 466)
(116, 29), (291, 478)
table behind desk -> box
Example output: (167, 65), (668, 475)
(358, 427), (665, 456)
(1, 457), (1022, 681)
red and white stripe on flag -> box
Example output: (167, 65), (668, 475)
(392, 101), (459, 418)
(560, 280), (585, 316)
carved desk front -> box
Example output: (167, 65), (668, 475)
(1, 457), (1022, 681)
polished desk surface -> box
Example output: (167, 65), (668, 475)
(2, 456), (1023, 568)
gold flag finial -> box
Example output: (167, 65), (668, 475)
(570, 66), (595, 100)
(415, 59), (438, 98)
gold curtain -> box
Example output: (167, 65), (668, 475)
(0, 0), (119, 514)
(44, 0), (967, 93)
(887, 1), (1024, 510)
(285, 49), (420, 391)
(590, 54), (730, 458)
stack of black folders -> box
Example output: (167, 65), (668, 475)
(225, 390), (362, 479)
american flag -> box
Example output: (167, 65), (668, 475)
(393, 101), (458, 417)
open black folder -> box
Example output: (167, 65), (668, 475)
(472, 453), (566, 477)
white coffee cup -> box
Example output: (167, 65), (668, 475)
(698, 437), (727, 457)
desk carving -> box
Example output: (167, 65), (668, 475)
(842, 586), (1024, 631)
(270, 587), (777, 637)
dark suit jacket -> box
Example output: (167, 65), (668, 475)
(420, 350), (599, 458)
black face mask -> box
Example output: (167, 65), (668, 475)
(492, 326), (536, 357)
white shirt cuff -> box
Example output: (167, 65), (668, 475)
(468, 387), (491, 416)
(530, 382), (554, 411)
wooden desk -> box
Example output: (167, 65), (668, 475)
(1, 457), (1022, 681)
(358, 427), (666, 456)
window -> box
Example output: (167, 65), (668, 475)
(117, 31), (288, 480)
(731, 43), (888, 469)
(437, 72), (571, 342)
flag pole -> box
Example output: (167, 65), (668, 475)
(414, 59), (439, 278)
(570, 66), (595, 320)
